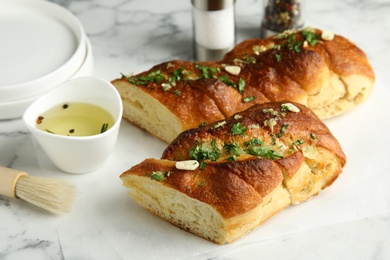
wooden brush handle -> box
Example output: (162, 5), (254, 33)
(0, 166), (28, 198)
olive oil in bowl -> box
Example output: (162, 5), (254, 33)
(36, 102), (115, 136)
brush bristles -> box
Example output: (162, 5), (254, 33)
(15, 175), (76, 214)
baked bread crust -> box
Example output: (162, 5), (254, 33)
(113, 28), (375, 143)
(120, 101), (346, 244)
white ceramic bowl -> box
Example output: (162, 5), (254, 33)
(0, 0), (87, 102)
(22, 77), (123, 174)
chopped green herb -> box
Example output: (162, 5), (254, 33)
(276, 123), (289, 138)
(292, 139), (304, 147)
(129, 70), (164, 85)
(273, 44), (282, 50)
(198, 122), (207, 127)
(210, 139), (220, 160)
(310, 133), (316, 140)
(172, 89), (181, 96)
(219, 75), (236, 88)
(246, 145), (283, 160)
(238, 78), (246, 93)
(287, 34), (302, 53)
(150, 171), (165, 181)
(231, 122), (247, 136)
(214, 121), (227, 128)
(169, 67), (185, 83)
(245, 137), (264, 147)
(200, 161), (207, 169)
(195, 64), (220, 79)
(234, 56), (257, 65)
(198, 181), (206, 187)
(223, 142), (242, 156)
(262, 108), (279, 116)
(302, 31), (319, 46)
(227, 155), (237, 161)
(189, 139), (220, 161)
(280, 104), (288, 116)
(275, 30), (291, 39)
(243, 96), (255, 103)
(246, 56), (257, 64)
(275, 53), (281, 62)
(270, 134), (277, 145)
(101, 123), (109, 133)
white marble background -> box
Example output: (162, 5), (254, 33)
(1, 0), (390, 259)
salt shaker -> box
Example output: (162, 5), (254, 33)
(191, 0), (236, 61)
(261, 0), (304, 38)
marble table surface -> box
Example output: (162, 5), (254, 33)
(1, 0), (390, 259)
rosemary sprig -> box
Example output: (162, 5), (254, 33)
(101, 123), (109, 133)
(45, 129), (56, 134)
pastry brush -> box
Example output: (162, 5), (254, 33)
(0, 166), (75, 214)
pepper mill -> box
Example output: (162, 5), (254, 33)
(191, 0), (236, 61)
(261, 0), (304, 38)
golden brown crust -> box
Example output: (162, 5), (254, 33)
(216, 158), (283, 198)
(189, 78), (267, 118)
(112, 76), (225, 130)
(122, 158), (264, 219)
(223, 29), (375, 82)
(321, 34), (375, 78)
(162, 101), (346, 167)
(276, 151), (305, 179)
(112, 28), (374, 143)
(240, 63), (307, 104)
(120, 101), (347, 243)
(122, 156), (286, 220)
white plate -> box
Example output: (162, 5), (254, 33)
(0, 0), (87, 102)
(0, 37), (94, 120)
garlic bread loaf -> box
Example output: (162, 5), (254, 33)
(112, 28), (374, 143)
(120, 101), (346, 244)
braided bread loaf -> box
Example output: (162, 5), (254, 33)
(112, 28), (374, 143)
(120, 101), (346, 244)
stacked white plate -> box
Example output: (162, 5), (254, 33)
(0, 0), (94, 120)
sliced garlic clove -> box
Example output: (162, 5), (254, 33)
(224, 65), (241, 76)
(282, 103), (300, 113)
(175, 160), (199, 170)
(321, 30), (335, 41)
